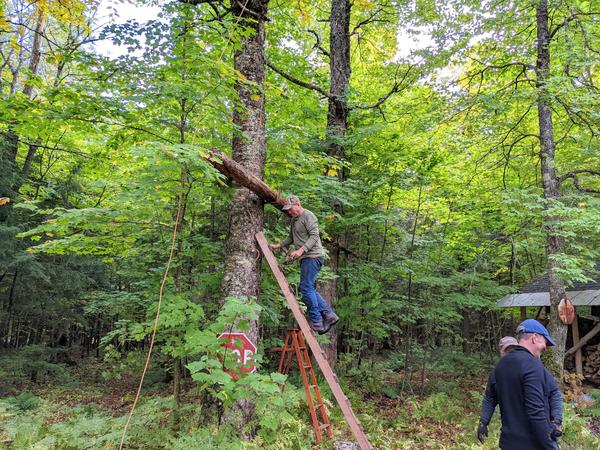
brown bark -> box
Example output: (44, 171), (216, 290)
(9, 7), (47, 195)
(320, 0), (352, 367)
(327, 0), (351, 166)
(536, 0), (567, 378)
(5, 270), (18, 348)
(20, 141), (39, 182)
(219, 0), (269, 434)
(22, 8), (47, 99)
(173, 357), (182, 405)
(205, 149), (285, 208)
(2, 130), (19, 164)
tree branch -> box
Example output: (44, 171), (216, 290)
(307, 29), (329, 58)
(459, 57), (536, 92)
(178, 0), (220, 5)
(576, 18), (600, 56)
(550, 12), (600, 39)
(178, 0), (231, 21)
(59, 115), (175, 144)
(474, 103), (535, 166)
(350, 8), (389, 36)
(266, 61), (331, 98)
(16, 139), (91, 158)
(559, 170), (600, 193)
(350, 64), (416, 111)
(554, 96), (598, 137)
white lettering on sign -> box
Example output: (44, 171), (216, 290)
(217, 332), (258, 378)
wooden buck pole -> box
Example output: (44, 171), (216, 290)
(256, 232), (373, 450)
(565, 322), (600, 357)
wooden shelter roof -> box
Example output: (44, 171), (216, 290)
(498, 263), (600, 307)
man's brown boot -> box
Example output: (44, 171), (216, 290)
(310, 320), (326, 334)
(319, 312), (339, 334)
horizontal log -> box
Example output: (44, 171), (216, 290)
(566, 322), (600, 356)
(203, 148), (286, 209)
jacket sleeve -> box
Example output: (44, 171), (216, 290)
(300, 213), (320, 253)
(523, 361), (555, 449)
(545, 369), (563, 422)
(480, 370), (497, 425)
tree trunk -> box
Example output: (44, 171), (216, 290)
(173, 357), (182, 405)
(22, 8), (47, 99)
(321, 0), (351, 367)
(2, 129), (19, 164)
(220, 0), (268, 435)
(327, 0), (351, 166)
(1, 129), (19, 221)
(10, 7), (47, 195)
(535, 0), (567, 378)
(20, 141), (40, 185)
(6, 270), (18, 348)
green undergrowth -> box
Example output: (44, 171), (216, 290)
(0, 390), (309, 450)
(1, 368), (600, 449)
(329, 353), (600, 450)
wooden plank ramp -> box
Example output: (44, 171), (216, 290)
(256, 232), (373, 450)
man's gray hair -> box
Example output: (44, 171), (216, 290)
(516, 331), (535, 343)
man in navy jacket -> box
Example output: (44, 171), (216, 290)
(492, 319), (559, 450)
(478, 336), (563, 444)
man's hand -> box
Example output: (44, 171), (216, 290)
(477, 420), (488, 444)
(550, 418), (563, 440)
(269, 243), (281, 251)
(289, 248), (305, 260)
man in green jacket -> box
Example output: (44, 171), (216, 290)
(270, 195), (339, 334)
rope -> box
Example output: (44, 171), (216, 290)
(118, 169), (186, 450)
(117, 1), (253, 447)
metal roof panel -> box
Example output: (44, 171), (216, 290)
(497, 290), (600, 307)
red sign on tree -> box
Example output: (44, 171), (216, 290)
(218, 332), (257, 379)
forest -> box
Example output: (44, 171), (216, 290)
(1, 0), (600, 448)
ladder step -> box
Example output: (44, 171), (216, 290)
(319, 423), (331, 429)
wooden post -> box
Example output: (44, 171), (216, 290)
(256, 232), (373, 450)
(571, 311), (583, 377)
(520, 307), (527, 320)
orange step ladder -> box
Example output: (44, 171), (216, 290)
(278, 328), (333, 442)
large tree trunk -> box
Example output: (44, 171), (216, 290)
(535, 0), (567, 378)
(327, 0), (351, 165)
(10, 7), (47, 195)
(0, 130), (19, 223)
(22, 8), (47, 99)
(321, 0), (351, 367)
(220, 0), (268, 434)
(5, 270), (18, 348)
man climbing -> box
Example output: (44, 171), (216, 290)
(477, 335), (563, 445)
(484, 319), (560, 450)
(269, 195), (339, 334)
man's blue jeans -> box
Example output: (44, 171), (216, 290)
(299, 257), (332, 323)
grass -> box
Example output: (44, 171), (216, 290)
(1, 359), (600, 449)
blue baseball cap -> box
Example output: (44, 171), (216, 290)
(516, 319), (556, 347)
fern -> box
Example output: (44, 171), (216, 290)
(6, 392), (39, 412)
